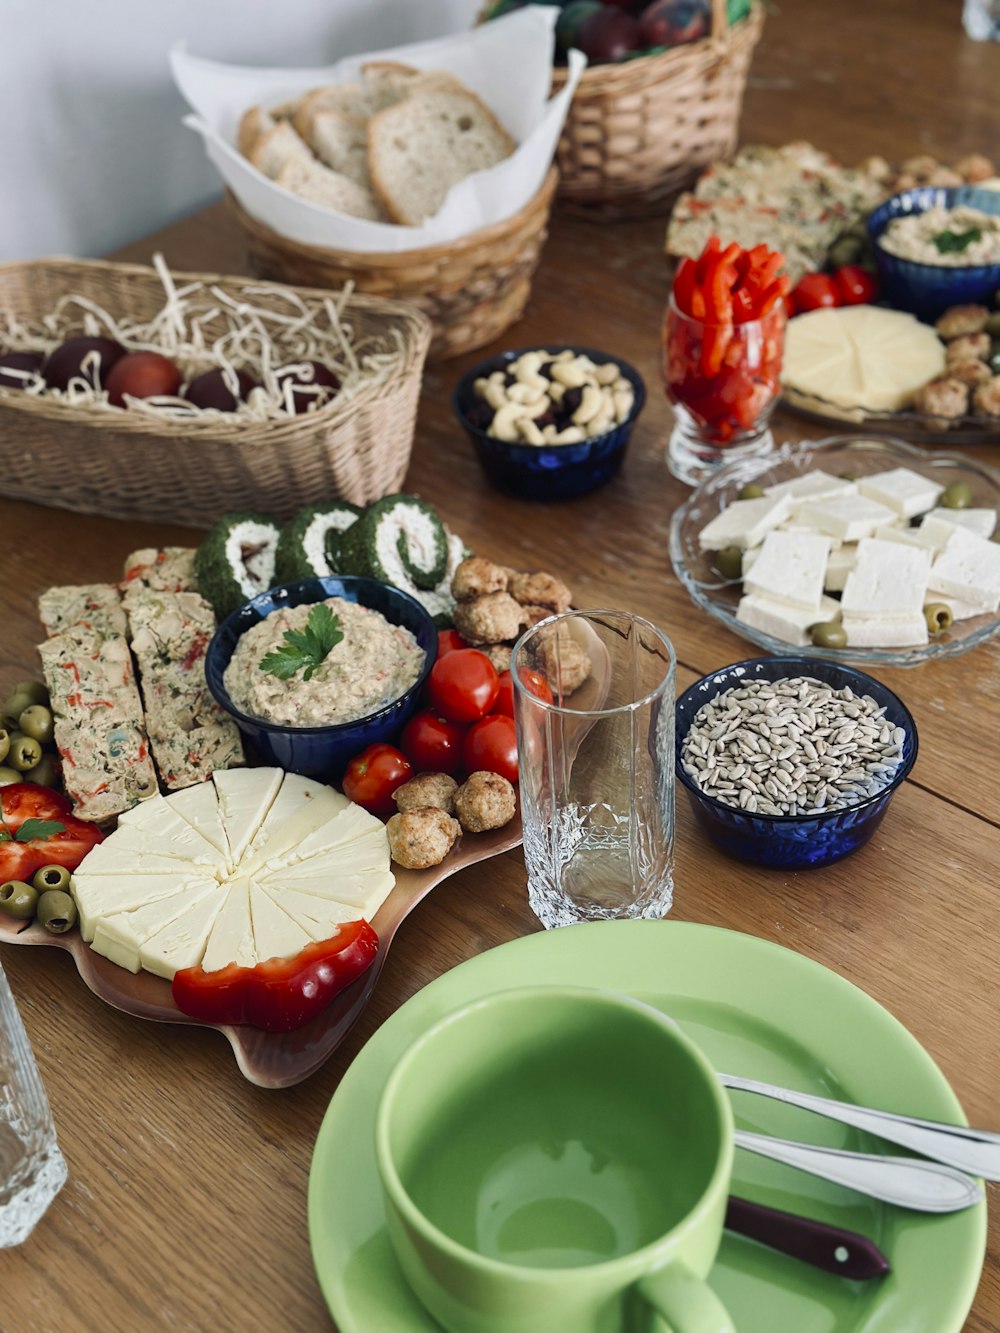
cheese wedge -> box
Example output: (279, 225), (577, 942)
(165, 781), (233, 864)
(73, 872), (215, 943)
(139, 890), (228, 981)
(240, 784), (349, 875)
(201, 878), (257, 974)
(249, 880), (314, 965)
(259, 883), (377, 940)
(213, 767), (283, 863)
(92, 883), (220, 973)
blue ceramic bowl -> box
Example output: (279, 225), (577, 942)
(205, 575), (437, 782)
(675, 657), (918, 870)
(452, 345), (646, 501)
(866, 186), (1000, 320)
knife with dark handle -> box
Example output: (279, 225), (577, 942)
(726, 1196), (892, 1280)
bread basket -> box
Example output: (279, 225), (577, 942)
(552, 0), (765, 214)
(0, 258), (431, 527)
(227, 166), (559, 361)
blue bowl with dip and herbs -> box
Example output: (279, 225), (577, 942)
(205, 575), (437, 781)
(866, 185), (1000, 320)
(452, 345), (646, 502)
(675, 656), (918, 870)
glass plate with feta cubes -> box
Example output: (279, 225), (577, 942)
(669, 435), (1000, 666)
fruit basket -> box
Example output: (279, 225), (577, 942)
(551, 0), (765, 213)
(0, 258), (431, 527)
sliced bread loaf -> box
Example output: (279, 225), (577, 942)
(368, 86), (516, 225)
(275, 156), (384, 221)
(302, 110), (371, 189)
(249, 122), (313, 180)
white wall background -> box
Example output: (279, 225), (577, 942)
(0, 0), (482, 262)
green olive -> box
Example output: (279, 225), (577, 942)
(23, 755), (60, 789)
(714, 545), (744, 581)
(924, 601), (954, 635)
(32, 865), (71, 893)
(36, 889), (77, 935)
(2, 692), (35, 730)
(940, 481), (973, 510)
(9, 736), (43, 772)
(17, 704), (53, 746)
(0, 766), (21, 786)
(737, 483), (766, 501)
(13, 680), (49, 707)
(0, 880), (39, 921)
(810, 620), (848, 649)
(0, 729), (8, 766)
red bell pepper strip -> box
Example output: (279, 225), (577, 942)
(673, 257), (697, 318)
(171, 920), (379, 1031)
(694, 234), (721, 284)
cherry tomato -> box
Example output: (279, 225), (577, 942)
(492, 668), (554, 719)
(788, 273), (840, 314)
(463, 714), (518, 785)
(833, 264), (878, 306)
(399, 710), (467, 775)
(426, 649), (500, 724)
(437, 629), (467, 657)
(341, 744), (413, 817)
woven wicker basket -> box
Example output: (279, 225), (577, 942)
(552, 0), (765, 214)
(227, 166), (559, 361)
(0, 258), (431, 527)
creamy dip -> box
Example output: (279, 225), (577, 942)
(878, 205), (1000, 266)
(224, 596), (424, 727)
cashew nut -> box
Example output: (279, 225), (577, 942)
(553, 426), (585, 444)
(551, 361), (587, 388)
(613, 386), (635, 422)
(507, 382), (540, 404)
(594, 361), (620, 386)
(484, 380), (507, 411)
(490, 401), (527, 442)
(572, 383), (604, 426)
(518, 418), (545, 445)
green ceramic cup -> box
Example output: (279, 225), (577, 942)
(374, 985), (735, 1333)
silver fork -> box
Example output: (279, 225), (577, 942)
(721, 1073), (1000, 1181)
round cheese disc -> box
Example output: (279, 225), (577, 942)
(782, 305), (946, 413)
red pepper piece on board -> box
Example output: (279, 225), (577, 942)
(171, 920), (379, 1031)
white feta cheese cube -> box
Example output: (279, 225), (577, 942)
(764, 471), (857, 503)
(736, 593), (842, 647)
(857, 467), (943, 518)
(777, 520), (842, 549)
(824, 545), (858, 593)
(927, 526), (1000, 613)
(742, 547), (761, 576)
(797, 494), (897, 542)
(842, 615), (929, 648)
(872, 523), (940, 555)
(742, 530), (832, 611)
(840, 538), (931, 620)
(697, 493), (792, 551)
(921, 508), (997, 542)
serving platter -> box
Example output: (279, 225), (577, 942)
(669, 434), (1000, 666)
(308, 920), (986, 1333)
(0, 814), (522, 1088)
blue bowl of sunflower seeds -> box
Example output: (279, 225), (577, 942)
(675, 657), (918, 869)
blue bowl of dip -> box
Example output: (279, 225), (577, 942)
(452, 345), (646, 502)
(205, 575), (438, 782)
(675, 656), (918, 870)
(866, 186), (1000, 320)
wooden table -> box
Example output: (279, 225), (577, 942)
(2, 2), (998, 1329)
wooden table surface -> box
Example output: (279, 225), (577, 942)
(2, 2), (998, 1329)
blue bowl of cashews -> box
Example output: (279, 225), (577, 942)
(452, 345), (646, 501)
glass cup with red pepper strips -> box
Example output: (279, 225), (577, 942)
(663, 237), (791, 485)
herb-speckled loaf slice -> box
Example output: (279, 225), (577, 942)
(38, 584), (128, 638)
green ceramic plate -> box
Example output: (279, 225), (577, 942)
(308, 920), (987, 1332)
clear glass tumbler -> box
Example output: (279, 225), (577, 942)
(0, 961), (67, 1245)
(512, 610), (676, 930)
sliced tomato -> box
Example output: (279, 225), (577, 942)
(426, 649), (500, 725)
(463, 714), (518, 785)
(342, 744), (413, 818)
(0, 782), (104, 884)
(399, 710), (467, 775)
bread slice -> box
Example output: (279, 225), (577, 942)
(249, 121), (313, 179)
(368, 86), (516, 225)
(268, 95), (304, 121)
(275, 156), (384, 221)
(293, 83), (375, 137)
(360, 61), (421, 112)
(237, 106), (275, 159)
(303, 110), (371, 189)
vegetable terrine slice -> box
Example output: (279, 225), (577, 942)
(121, 547), (198, 595)
(126, 588), (244, 791)
(38, 625), (158, 822)
(38, 584), (128, 638)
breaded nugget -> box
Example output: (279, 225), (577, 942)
(945, 332), (991, 365)
(451, 556), (509, 602)
(949, 358), (992, 386)
(480, 643), (514, 673)
(912, 376), (969, 427)
(956, 153), (996, 182)
(534, 627), (592, 695)
(454, 592), (525, 645)
(973, 376), (1000, 416)
(386, 807), (460, 869)
(507, 571), (572, 613)
(935, 305), (990, 340)
(393, 772), (458, 815)
(454, 771), (517, 833)
(520, 603), (556, 628)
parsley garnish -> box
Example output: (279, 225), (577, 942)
(15, 819), (66, 843)
(259, 604), (344, 682)
(933, 227), (983, 255)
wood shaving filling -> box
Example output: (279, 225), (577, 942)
(0, 253), (406, 422)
